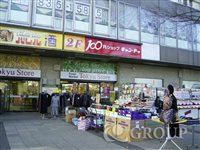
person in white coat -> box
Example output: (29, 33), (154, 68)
(51, 93), (60, 118)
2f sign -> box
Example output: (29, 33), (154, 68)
(65, 35), (85, 52)
(66, 38), (82, 48)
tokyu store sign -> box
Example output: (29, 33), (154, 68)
(61, 60), (117, 82)
(0, 68), (41, 78)
(61, 72), (117, 81)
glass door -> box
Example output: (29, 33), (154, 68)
(0, 81), (10, 113)
(0, 80), (39, 112)
(78, 83), (87, 95)
(9, 80), (39, 111)
(89, 83), (100, 99)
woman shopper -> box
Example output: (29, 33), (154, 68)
(167, 84), (179, 137)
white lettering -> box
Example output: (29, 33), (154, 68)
(86, 40), (103, 51)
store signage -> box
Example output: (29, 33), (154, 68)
(64, 35), (85, 52)
(64, 35), (141, 59)
(60, 71), (117, 81)
(0, 26), (62, 49)
(0, 68), (41, 78)
(85, 38), (141, 59)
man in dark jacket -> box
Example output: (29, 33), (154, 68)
(167, 84), (179, 137)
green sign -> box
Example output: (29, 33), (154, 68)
(63, 60), (116, 74)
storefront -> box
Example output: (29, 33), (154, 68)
(60, 60), (117, 104)
(0, 54), (41, 112)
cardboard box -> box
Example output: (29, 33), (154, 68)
(65, 110), (76, 123)
(116, 118), (145, 142)
(104, 116), (117, 138)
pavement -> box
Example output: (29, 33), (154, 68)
(0, 112), (200, 150)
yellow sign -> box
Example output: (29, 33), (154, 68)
(64, 34), (85, 52)
(0, 54), (40, 69)
(0, 26), (62, 49)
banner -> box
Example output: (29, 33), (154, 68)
(85, 38), (141, 59)
(0, 68), (41, 78)
(60, 71), (117, 81)
(0, 26), (62, 49)
(64, 35), (85, 52)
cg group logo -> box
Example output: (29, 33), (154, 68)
(103, 124), (188, 142)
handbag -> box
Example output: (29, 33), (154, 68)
(160, 109), (174, 124)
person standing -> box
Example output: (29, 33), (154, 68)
(167, 84), (179, 137)
(51, 93), (60, 118)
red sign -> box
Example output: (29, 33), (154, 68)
(85, 38), (141, 59)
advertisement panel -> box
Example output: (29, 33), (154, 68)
(0, 26), (62, 49)
(85, 38), (141, 59)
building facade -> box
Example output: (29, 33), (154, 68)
(0, 0), (200, 112)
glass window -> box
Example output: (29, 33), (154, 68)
(0, 0), (9, 21)
(141, 9), (158, 44)
(33, 0), (64, 30)
(118, 2), (139, 42)
(94, 0), (117, 38)
(160, 19), (177, 47)
(65, 0), (92, 34)
(135, 78), (163, 88)
(177, 22), (192, 50)
(0, 0), (31, 25)
(182, 81), (200, 89)
(193, 24), (200, 51)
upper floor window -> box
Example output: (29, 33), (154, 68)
(118, 2), (139, 42)
(0, 0), (31, 25)
(160, 18), (177, 47)
(177, 22), (192, 50)
(193, 24), (200, 51)
(93, 0), (117, 38)
(32, 0), (64, 30)
(141, 9), (158, 44)
(65, 0), (92, 34)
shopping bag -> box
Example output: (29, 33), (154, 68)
(78, 117), (91, 131)
(160, 109), (174, 124)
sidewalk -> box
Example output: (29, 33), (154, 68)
(0, 112), (199, 150)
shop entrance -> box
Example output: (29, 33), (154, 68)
(61, 81), (114, 102)
(61, 82), (100, 100)
(0, 80), (39, 112)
